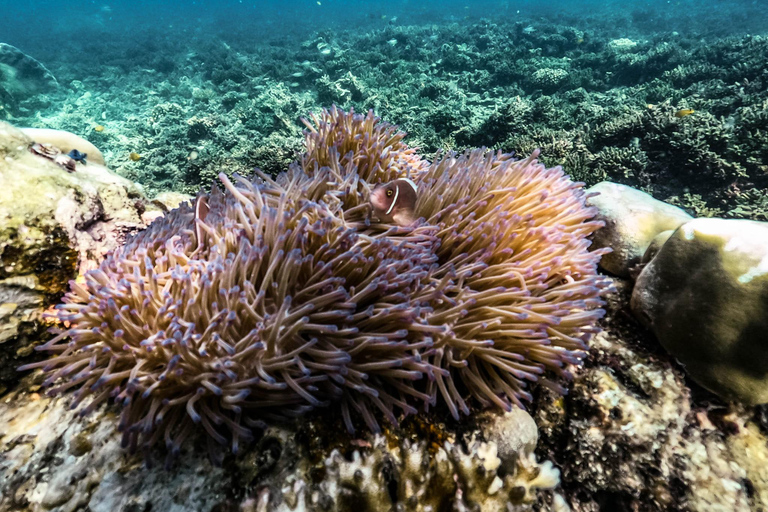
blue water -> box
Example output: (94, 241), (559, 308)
(5, 0), (766, 60)
(3, 0), (767, 200)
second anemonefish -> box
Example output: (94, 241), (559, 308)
(369, 178), (418, 226)
(194, 194), (210, 248)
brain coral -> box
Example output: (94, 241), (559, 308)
(22, 107), (611, 460)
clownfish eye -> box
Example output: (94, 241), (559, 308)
(386, 189), (393, 197)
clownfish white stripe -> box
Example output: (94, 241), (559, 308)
(386, 183), (400, 215)
(195, 195), (210, 247)
(401, 177), (418, 193)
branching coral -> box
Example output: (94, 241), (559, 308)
(22, 107), (610, 459)
(313, 434), (563, 512)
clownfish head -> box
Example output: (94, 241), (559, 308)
(370, 177), (418, 226)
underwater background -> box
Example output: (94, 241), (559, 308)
(4, 2), (768, 511)
(3, 0), (768, 218)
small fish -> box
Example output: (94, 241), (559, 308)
(320, 48), (332, 55)
(370, 178), (418, 226)
(129, 152), (141, 161)
(93, 125), (105, 132)
(67, 149), (87, 164)
(290, 71), (304, 78)
(675, 108), (695, 118)
(387, 39), (398, 46)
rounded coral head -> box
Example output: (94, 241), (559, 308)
(23, 108), (611, 461)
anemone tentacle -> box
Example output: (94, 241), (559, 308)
(24, 107), (611, 457)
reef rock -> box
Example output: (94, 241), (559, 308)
(631, 218), (768, 404)
(0, 121), (149, 389)
(0, 384), (566, 512)
(537, 277), (768, 511)
(0, 43), (57, 110)
(21, 127), (106, 166)
(587, 181), (692, 278)
(0, 385), (230, 512)
(478, 406), (540, 460)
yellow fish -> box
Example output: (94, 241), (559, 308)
(675, 108), (695, 118)
(129, 152), (141, 161)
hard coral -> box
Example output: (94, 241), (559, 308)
(23, 107), (611, 459)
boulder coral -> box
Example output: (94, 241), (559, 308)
(21, 127), (106, 166)
(631, 218), (768, 404)
(587, 181), (692, 277)
(21, 107), (611, 459)
(0, 43), (58, 112)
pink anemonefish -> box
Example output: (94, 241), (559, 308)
(194, 194), (210, 248)
(369, 178), (418, 226)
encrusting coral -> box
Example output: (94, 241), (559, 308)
(21, 107), (611, 460)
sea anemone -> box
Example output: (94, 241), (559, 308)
(22, 107), (611, 460)
(414, 149), (609, 417)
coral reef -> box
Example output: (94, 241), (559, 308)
(3, 6), (766, 220)
(3, 2), (768, 509)
(587, 181), (692, 277)
(21, 108), (610, 459)
(0, 122), (150, 393)
(0, 385), (565, 512)
(631, 218), (768, 404)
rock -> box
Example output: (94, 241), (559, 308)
(0, 121), (148, 385)
(631, 218), (768, 404)
(478, 406), (539, 460)
(586, 181), (692, 278)
(21, 127), (106, 166)
(0, 386), (565, 512)
(152, 191), (193, 211)
(0, 43), (57, 110)
(537, 277), (768, 511)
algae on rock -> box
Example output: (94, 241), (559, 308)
(0, 121), (150, 389)
(631, 218), (768, 405)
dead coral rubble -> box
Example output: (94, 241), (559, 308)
(0, 387), (565, 512)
